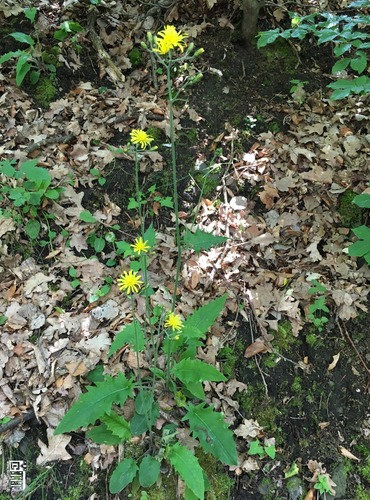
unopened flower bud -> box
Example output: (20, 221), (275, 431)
(147, 32), (153, 44)
(141, 41), (148, 50)
(190, 72), (203, 85)
(193, 48), (205, 58)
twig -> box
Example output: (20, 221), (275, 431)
(24, 133), (75, 153)
(337, 318), (370, 390)
(0, 409), (35, 434)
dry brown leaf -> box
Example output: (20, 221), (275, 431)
(339, 446), (360, 461)
(327, 353), (340, 371)
(244, 341), (268, 358)
(37, 428), (72, 465)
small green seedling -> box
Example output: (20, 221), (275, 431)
(308, 279), (329, 331)
(348, 189), (370, 264)
(314, 474), (332, 495)
(248, 439), (276, 459)
(290, 79), (309, 103)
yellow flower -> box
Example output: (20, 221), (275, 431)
(164, 312), (184, 331)
(130, 129), (154, 149)
(154, 25), (187, 55)
(117, 270), (143, 295)
(131, 237), (150, 255)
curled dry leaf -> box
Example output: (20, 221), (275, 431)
(327, 353), (340, 371)
(244, 340), (268, 358)
(339, 446), (360, 461)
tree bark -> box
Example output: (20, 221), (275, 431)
(242, 0), (265, 45)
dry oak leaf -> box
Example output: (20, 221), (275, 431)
(244, 341), (269, 358)
(37, 428), (72, 465)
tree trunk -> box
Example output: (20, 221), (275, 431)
(242, 0), (265, 45)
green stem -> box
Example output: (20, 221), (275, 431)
(166, 62), (182, 310)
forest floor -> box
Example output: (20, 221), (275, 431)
(0, 1), (369, 499)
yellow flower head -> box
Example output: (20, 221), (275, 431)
(164, 312), (184, 332)
(154, 25), (187, 55)
(117, 270), (143, 295)
(130, 129), (154, 149)
(131, 237), (150, 255)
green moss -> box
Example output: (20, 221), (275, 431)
(337, 190), (363, 227)
(270, 319), (297, 354)
(32, 76), (57, 107)
(41, 46), (60, 66)
(291, 376), (302, 393)
(259, 39), (297, 72)
(197, 449), (234, 499)
(359, 458), (370, 483)
(146, 127), (164, 143)
(219, 340), (244, 379)
(237, 385), (281, 434)
(355, 485), (370, 500)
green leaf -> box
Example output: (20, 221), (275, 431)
(348, 239), (370, 257)
(257, 29), (281, 48)
(101, 412), (131, 441)
(184, 227), (227, 254)
(350, 52), (367, 73)
(139, 456), (161, 488)
(331, 58), (350, 73)
(249, 440), (265, 458)
(143, 223), (156, 248)
(86, 423), (123, 445)
(265, 445), (276, 459)
(109, 458), (138, 494)
(45, 189), (60, 200)
(0, 51), (23, 64)
(0, 315), (7, 326)
(116, 240), (132, 257)
(108, 321), (146, 356)
(352, 225), (370, 239)
(24, 8), (37, 23)
(183, 403), (237, 465)
(93, 237), (105, 253)
(24, 219), (40, 239)
(172, 359), (226, 398)
(16, 55), (31, 86)
(135, 390), (154, 415)
(352, 193), (370, 208)
(183, 295), (227, 340)
(10, 32), (35, 46)
(54, 373), (135, 434)
(80, 210), (97, 223)
(167, 443), (205, 499)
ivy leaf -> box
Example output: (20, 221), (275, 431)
(54, 373), (135, 434)
(167, 443), (205, 499)
(79, 210), (97, 223)
(183, 403), (237, 465)
(184, 227), (227, 254)
(109, 458), (138, 494)
(249, 440), (265, 458)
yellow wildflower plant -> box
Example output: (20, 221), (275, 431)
(154, 25), (187, 55)
(117, 270), (143, 295)
(130, 129), (154, 149)
(164, 312), (184, 332)
(131, 237), (150, 255)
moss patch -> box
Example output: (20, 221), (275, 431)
(337, 190), (363, 227)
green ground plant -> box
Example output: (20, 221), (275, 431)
(54, 27), (236, 499)
(0, 7), (82, 89)
(347, 188), (370, 264)
(307, 279), (329, 331)
(0, 158), (64, 241)
(258, 0), (370, 99)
